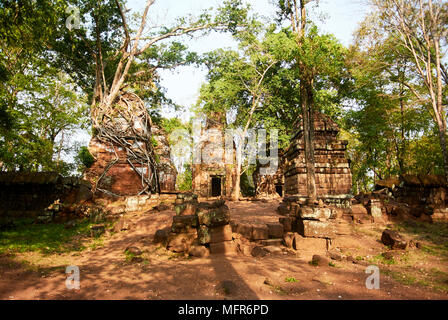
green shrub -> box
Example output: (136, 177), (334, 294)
(75, 146), (95, 171)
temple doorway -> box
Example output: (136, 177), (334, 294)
(275, 185), (283, 197)
(211, 176), (222, 197)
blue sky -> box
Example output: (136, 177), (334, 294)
(126, 0), (370, 119)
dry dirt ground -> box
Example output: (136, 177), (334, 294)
(0, 200), (447, 300)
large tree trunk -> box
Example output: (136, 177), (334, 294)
(231, 151), (242, 201)
(301, 76), (317, 202)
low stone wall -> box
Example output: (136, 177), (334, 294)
(365, 174), (448, 222)
(0, 172), (92, 218)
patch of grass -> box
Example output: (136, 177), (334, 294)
(384, 269), (417, 286)
(420, 243), (448, 258)
(329, 262), (337, 267)
(370, 253), (397, 265)
(383, 268), (448, 294)
(124, 250), (137, 262)
(397, 221), (448, 258)
(89, 238), (104, 250)
(273, 285), (287, 295)
(285, 277), (298, 283)
(0, 218), (100, 254)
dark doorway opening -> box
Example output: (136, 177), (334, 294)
(211, 177), (222, 197)
(275, 185), (283, 197)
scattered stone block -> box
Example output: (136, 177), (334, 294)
(279, 217), (293, 232)
(293, 235), (327, 251)
(327, 250), (344, 261)
(197, 206), (230, 227)
(266, 223), (284, 238)
(297, 219), (336, 238)
(369, 199), (386, 223)
(125, 246), (142, 256)
(251, 246), (269, 258)
(311, 254), (329, 266)
(235, 239), (253, 256)
(381, 229), (408, 250)
(251, 224), (269, 240)
(298, 206), (332, 221)
(125, 196), (150, 212)
(154, 228), (169, 243)
(235, 223), (253, 239)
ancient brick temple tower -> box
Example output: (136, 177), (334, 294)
(192, 113), (235, 198)
(85, 92), (177, 196)
(283, 112), (352, 206)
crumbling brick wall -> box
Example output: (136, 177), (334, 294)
(0, 172), (92, 218)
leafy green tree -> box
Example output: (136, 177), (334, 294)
(275, 0), (350, 201)
(0, 1), (89, 173)
(366, 0), (448, 182)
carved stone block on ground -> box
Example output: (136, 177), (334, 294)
(296, 219), (336, 239)
(197, 206), (230, 227)
(298, 206), (332, 221)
